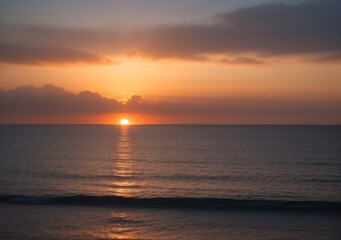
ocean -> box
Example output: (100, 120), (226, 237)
(0, 125), (340, 239)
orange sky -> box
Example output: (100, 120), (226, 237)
(1, 61), (341, 99)
(0, 0), (340, 124)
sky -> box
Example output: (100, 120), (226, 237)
(0, 0), (340, 124)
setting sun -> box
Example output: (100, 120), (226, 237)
(120, 119), (130, 125)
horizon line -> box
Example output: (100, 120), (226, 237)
(0, 123), (340, 126)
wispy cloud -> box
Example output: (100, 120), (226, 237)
(0, 43), (112, 65)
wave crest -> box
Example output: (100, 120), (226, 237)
(0, 194), (340, 212)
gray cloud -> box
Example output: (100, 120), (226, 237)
(0, 85), (121, 114)
(0, 0), (340, 65)
(0, 43), (112, 65)
(215, 0), (341, 55)
(141, 0), (341, 60)
(0, 85), (340, 123)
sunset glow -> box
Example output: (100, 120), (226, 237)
(0, 0), (340, 124)
(1, 1), (340, 239)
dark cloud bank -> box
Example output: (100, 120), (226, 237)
(0, 0), (340, 65)
(1, 85), (340, 123)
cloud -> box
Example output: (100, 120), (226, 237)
(0, 85), (121, 114)
(0, 43), (112, 65)
(141, 0), (341, 61)
(0, 0), (340, 65)
(0, 85), (340, 124)
(215, 0), (341, 55)
(0, 24), (128, 65)
(311, 52), (341, 62)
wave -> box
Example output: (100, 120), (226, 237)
(0, 194), (340, 212)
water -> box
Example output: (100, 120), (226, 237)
(0, 125), (340, 239)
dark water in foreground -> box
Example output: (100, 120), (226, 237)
(0, 125), (340, 239)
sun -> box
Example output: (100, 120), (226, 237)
(120, 119), (130, 125)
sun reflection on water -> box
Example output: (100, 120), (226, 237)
(95, 127), (149, 240)
(111, 126), (138, 197)
(92, 211), (150, 240)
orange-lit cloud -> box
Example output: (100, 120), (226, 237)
(1, 85), (340, 124)
(1, 0), (340, 66)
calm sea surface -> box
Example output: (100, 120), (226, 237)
(0, 125), (340, 239)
